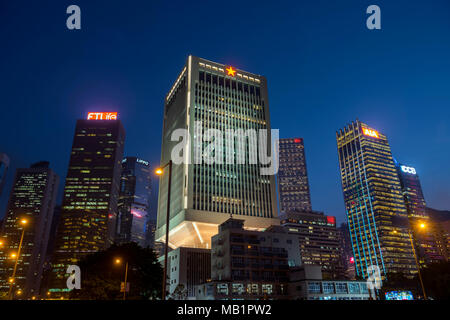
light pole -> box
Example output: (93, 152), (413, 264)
(115, 258), (129, 300)
(155, 160), (172, 300)
(8, 218), (28, 300)
(408, 222), (427, 300)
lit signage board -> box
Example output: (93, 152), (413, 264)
(326, 216), (336, 225)
(226, 66), (236, 76)
(294, 138), (302, 143)
(362, 128), (379, 138)
(385, 291), (414, 300)
(87, 112), (118, 120)
(401, 165), (416, 175)
(136, 159), (149, 166)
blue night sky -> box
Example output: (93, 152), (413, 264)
(1, 0), (449, 224)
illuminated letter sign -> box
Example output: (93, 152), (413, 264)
(362, 128), (379, 138)
(87, 112), (118, 120)
(136, 159), (149, 166)
(226, 66), (236, 76)
(326, 216), (336, 225)
(401, 165), (416, 175)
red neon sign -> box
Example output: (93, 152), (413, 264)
(294, 138), (302, 143)
(326, 216), (336, 225)
(362, 128), (379, 138)
(226, 66), (236, 76)
(87, 112), (118, 120)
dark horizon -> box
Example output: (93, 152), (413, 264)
(1, 0), (450, 224)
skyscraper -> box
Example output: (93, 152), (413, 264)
(157, 56), (278, 249)
(0, 161), (59, 299)
(117, 157), (152, 247)
(396, 163), (426, 219)
(338, 222), (356, 280)
(396, 163), (445, 264)
(280, 210), (344, 279)
(49, 112), (125, 293)
(336, 120), (417, 279)
(277, 138), (312, 213)
(0, 153), (10, 198)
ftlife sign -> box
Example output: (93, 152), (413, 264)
(87, 112), (118, 120)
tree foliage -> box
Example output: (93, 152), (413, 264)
(69, 242), (162, 300)
(420, 261), (450, 300)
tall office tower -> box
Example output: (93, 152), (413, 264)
(157, 56), (278, 249)
(396, 163), (444, 265)
(277, 138), (312, 213)
(338, 222), (356, 279)
(117, 157), (152, 247)
(49, 112), (125, 294)
(0, 153), (10, 198)
(426, 207), (450, 261)
(280, 210), (344, 279)
(395, 163), (427, 219)
(0, 161), (59, 299)
(336, 120), (417, 279)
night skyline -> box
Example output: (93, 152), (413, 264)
(1, 0), (450, 225)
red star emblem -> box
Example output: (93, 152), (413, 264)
(226, 66), (236, 76)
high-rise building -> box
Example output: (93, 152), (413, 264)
(117, 157), (152, 248)
(277, 138), (312, 213)
(157, 56), (278, 249)
(338, 223), (356, 280)
(396, 162), (445, 265)
(49, 112), (125, 294)
(280, 210), (344, 279)
(336, 120), (417, 279)
(426, 207), (450, 261)
(0, 153), (10, 198)
(395, 163), (427, 219)
(0, 161), (59, 299)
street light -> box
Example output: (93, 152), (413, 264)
(408, 222), (427, 300)
(114, 258), (129, 300)
(8, 218), (28, 300)
(154, 160), (172, 300)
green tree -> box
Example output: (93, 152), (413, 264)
(69, 242), (162, 300)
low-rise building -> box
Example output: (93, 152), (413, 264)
(203, 218), (301, 300)
(167, 247), (211, 299)
(289, 265), (370, 300)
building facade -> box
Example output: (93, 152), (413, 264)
(0, 161), (59, 299)
(288, 265), (370, 300)
(396, 162), (445, 265)
(208, 218), (300, 299)
(116, 157), (152, 248)
(426, 207), (450, 261)
(0, 153), (10, 198)
(336, 120), (417, 279)
(157, 56), (278, 249)
(277, 138), (312, 213)
(167, 247), (211, 299)
(280, 210), (344, 279)
(338, 222), (356, 279)
(49, 113), (125, 294)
